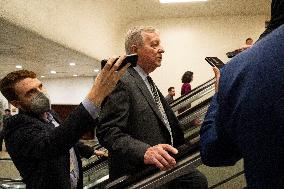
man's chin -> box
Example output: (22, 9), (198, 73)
(155, 62), (162, 67)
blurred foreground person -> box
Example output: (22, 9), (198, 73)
(200, 23), (284, 188)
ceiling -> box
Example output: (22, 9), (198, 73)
(0, 0), (271, 79)
(0, 19), (100, 79)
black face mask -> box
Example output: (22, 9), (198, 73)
(28, 92), (51, 115)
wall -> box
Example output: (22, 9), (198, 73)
(123, 15), (268, 97)
(38, 15), (268, 104)
(0, 93), (8, 110)
(0, 0), (126, 59)
(42, 77), (94, 105)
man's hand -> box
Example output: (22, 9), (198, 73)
(144, 144), (178, 171)
(94, 149), (108, 157)
(86, 55), (130, 106)
(212, 67), (220, 92)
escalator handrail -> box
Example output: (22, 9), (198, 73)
(104, 140), (200, 189)
(170, 80), (214, 112)
(170, 78), (214, 107)
(177, 97), (213, 120)
(127, 155), (202, 189)
(82, 156), (108, 172)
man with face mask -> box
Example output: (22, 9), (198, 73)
(0, 56), (129, 189)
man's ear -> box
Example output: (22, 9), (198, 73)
(10, 100), (21, 109)
(131, 45), (138, 54)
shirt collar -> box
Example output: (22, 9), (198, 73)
(134, 65), (149, 81)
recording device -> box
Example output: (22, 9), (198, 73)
(226, 49), (242, 58)
(205, 57), (225, 69)
(101, 54), (138, 70)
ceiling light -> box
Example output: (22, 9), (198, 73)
(15, 65), (22, 69)
(69, 62), (76, 66)
(41, 75), (45, 78)
(73, 74), (78, 77)
(50, 70), (56, 74)
(94, 69), (100, 72)
(160, 0), (207, 3)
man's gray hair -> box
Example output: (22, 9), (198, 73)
(125, 26), (157, 54)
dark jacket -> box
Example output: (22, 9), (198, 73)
(200, 25), (284, 188)
(259, 0), (284, 39)
(4, 104), (97, 189)
(97, 67), (184, 180)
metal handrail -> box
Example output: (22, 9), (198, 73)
(170, 78), (214, 107)
(170, 78), (214, 108)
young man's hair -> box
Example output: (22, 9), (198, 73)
(0, 70), (37, 101)
(125, 26), (157, 54)
(168, 87), (174, 92)
(246, 38), (253, 43)
(4, 109), (11, 113)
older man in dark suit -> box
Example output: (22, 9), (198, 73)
(0, 56), (129, 189)
(97, 26), (207, 189)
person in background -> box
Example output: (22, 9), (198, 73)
(3, 109), (11, 121)
(200, 22), (284, 188)
(226, 38), (254, 58)
(0, 56), (129, 189)
(97, 26), (208, 189)
(165, 87), (175, 104)
(239, 38), (253, 51)
(178, 71), (194, 114)
(181, 71), (193, 96)
(0, 109), (10, 151)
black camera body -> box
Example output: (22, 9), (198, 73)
(101, 54), (138, 70)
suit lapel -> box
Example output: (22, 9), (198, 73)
(128, 68), (166, 124)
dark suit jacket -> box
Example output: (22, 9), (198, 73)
(200, 24), (284, 188)
(97, 67), (184, 180)
(4, 104), (97, 189)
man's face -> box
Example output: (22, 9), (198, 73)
(5, 111), (10, 115)
(246, 39), (253, 45)
(12, 78), (46, 111)
(136, 31), (165, 73)
(169, 89), (175, 97)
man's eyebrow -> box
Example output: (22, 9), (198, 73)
(25, 83), (42, 97)
(151, 40), (160, 44)
(25, 88), (38, 96)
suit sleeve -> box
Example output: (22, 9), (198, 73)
(97, 81), (150, 165)
(5, 103), (98, 160)
(200, 94), (242, 166)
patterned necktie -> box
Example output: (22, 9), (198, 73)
(147, 76), (173, 145)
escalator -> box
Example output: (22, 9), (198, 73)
(170, 77), (215, 114)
